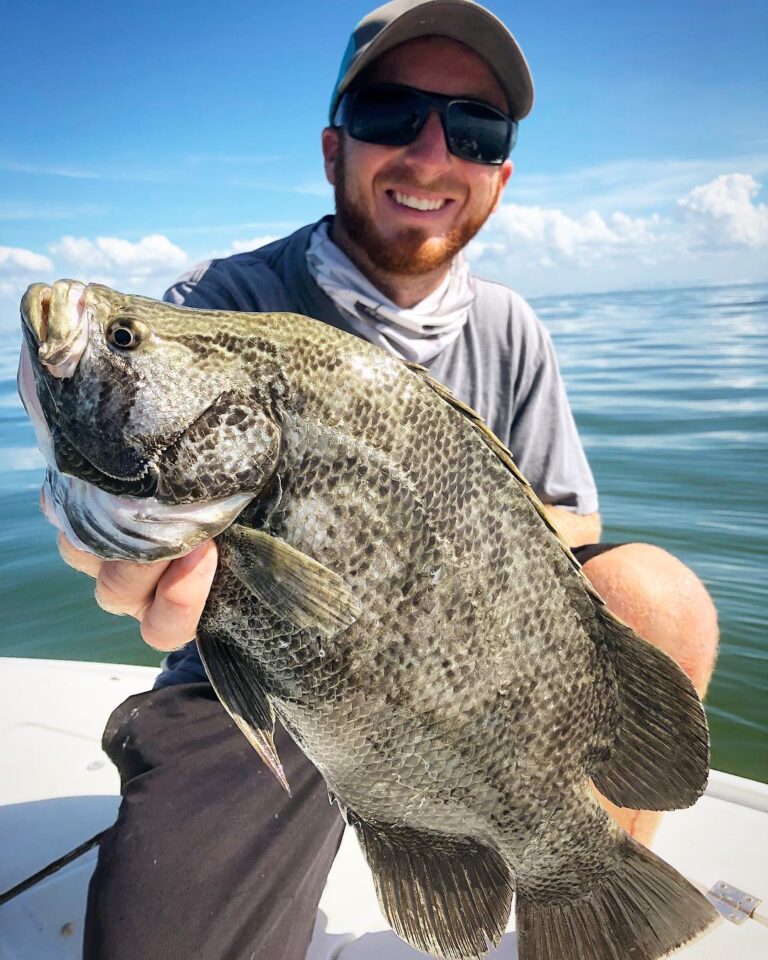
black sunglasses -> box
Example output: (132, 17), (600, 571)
(335, 83), (517, 166)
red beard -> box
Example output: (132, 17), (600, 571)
(333, 147), (500, 277)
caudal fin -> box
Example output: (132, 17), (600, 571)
(516, 833), (717, 960)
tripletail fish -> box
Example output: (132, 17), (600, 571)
(19, 280), (717, 960)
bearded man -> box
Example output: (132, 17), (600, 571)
(63, 3), (718, 959)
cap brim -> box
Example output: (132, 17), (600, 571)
(332, 0), (534, 121)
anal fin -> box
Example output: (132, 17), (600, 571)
(351, 816), (513, 960)
(197, 634), (290, 794)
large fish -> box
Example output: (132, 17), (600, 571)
(19, 279), (717, 960)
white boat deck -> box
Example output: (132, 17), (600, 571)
(1, 657), (765, 959)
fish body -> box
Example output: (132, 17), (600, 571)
(19, 280), (717, 960)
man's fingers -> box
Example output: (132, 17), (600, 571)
(95, 556), (173, 619)
(140, 542), (218, 651)
(58, 528), (218, 652)
(57, 533), (103, 578)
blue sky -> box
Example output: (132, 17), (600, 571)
(1, 0), (767, 327)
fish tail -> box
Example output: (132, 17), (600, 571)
(515, 831), (717, 960)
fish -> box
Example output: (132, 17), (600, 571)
(18, 279), (717, 960)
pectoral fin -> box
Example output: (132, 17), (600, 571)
(197, 634), (290, 794)
(219, 524), (361, 637)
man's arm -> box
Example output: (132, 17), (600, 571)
(540, 506), (602, 549)
(500, 294), (599, 530)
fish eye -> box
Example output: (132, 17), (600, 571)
(107, 319), (146, 350)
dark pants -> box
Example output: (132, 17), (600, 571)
(83, 683), (344, 960)
(84, 543), (620, 959)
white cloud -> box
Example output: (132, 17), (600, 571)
(1, 232), (282, 318)
(470, 173), (768, 292)
(51, 234), (188, 274)
(225, 235), (280, 255)
(676, 174), (768, 248)
(510, 154), (768, 215)
(471, 205), (664, 270)
(0, 246), (53, 274)
(195, 235), (280, 262)
(0, 236), (191, 329)
(48, 234), (191, 296)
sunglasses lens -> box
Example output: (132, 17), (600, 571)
(446, 101), (512, 164)
(342, 85), (516, 165)
(347, 88), (426, 146)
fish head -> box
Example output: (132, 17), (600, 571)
(19, 279), (282, 560)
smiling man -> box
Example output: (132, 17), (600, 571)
(64, 3), (719, 959)
(323, 37), (514, 296)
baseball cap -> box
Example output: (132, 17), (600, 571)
(329, 0), (534, 124)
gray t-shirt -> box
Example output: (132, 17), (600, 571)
(156, 218), (597, 687)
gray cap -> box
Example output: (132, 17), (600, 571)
(329, 0), (534, 123)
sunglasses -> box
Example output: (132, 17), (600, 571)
(335, 83), (517, 166)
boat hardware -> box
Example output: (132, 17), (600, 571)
(706, 881), (762, 925)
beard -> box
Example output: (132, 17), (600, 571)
(333, 147), (500, 277)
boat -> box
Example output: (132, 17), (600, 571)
(1, 657), (765, 959)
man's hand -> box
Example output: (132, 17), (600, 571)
(58, 534), (218, 651)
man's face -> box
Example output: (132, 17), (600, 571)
(322, 37), (513, 276)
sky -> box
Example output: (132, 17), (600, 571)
(1, 0), (767, 328)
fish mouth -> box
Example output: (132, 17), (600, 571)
(21, 280), (90, 380)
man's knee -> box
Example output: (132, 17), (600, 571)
(581, 543), (718, 696)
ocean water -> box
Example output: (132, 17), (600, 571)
(1, 282), (766, 782)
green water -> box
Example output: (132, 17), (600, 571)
(1, 282), (766, 781)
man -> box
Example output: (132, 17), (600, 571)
(60, 2), (718, 958)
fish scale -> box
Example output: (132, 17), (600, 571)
(19, 280), (717, 960)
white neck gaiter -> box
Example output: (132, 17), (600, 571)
(305, 221), (475, 364)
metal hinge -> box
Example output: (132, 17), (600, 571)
(706, 881), (762, 925)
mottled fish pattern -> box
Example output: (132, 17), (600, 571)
(19, 281), (717, 960)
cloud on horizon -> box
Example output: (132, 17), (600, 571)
(0, 246), (54, 275)
(468, 173), (768, 289)
(677, 174), (768, 248)
(0, 247), (55, 315)
(48, 234), (188, 293)
(509, 154), (768, 215)
(0, 171), (766, 325)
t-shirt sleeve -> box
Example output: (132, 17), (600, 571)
(508, 298), (598, 515)
(163, 256), (291, 312)
(164, 260), (242, 309)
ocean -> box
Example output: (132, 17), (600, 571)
(1, 281), (766, 782)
